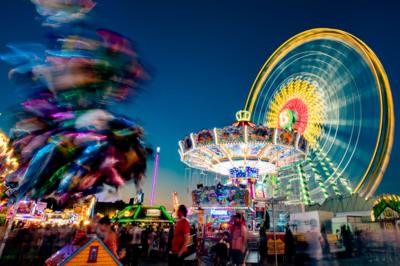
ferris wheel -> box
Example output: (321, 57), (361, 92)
(245, 28), (394, 203)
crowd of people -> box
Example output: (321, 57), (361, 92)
(258, 222), (400, 265)
(0, 222), (76, 265)
(3, 205), (400, 266)
(1, 205), (251, 266)
(200, 212), (249, 266)
(0, 205), (194, 266)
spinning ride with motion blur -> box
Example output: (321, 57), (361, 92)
(179, 109), (307, 230)
(245, 28), (394, 204)
(179, 28), (394, 222)
(179, 110), (308, 201)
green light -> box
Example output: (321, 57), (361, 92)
(279, 109), (295, 130)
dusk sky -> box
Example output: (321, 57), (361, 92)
(0, 0), (399, 209)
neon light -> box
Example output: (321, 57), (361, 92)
(172, 192), (180, 211)
(210, 209), (229, 216)
(229, 166), (258, 178)
(150, 147), (160, 205)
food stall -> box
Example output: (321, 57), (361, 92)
(112, 205), (174, 227)
(191, 184), (251, 236)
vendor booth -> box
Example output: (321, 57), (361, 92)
(191, 184), (251, 235)
(372, 194), (400, 231)
(112, 205), (174, 226)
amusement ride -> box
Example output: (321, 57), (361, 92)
(179, 28), (394, 225)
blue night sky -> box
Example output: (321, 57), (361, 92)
(0, 1), (399, 209)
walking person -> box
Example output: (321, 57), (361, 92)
(119, 226), (130, 265)
(98, 216), (120, 259)
(169, 205), (191, 266)
(214, 232), (230, 266)
(72, 221), (87, 245)
(147, 227), (156, 256)
(320, 225), (330, 259)
(259, 218), (268, 262)
(284, 224), (295, 263)
(230, 213), (247, 266)
(128, 223), (142, 266)
(341, 225), (353, 257)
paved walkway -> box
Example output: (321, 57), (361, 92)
(138, 254), (399, 265)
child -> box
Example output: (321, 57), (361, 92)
(215, 232), (230, 265)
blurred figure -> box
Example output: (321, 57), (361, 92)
(146, 227), (155, 256)
(98, 216), (119, 259)
(38, 224), (55, 265)
(141, 226), (149, 257)
(341, 225), (353, 257)
(230, 213), (247, 266)
(284, 224), (295, 263)
(169, 205), (190, 266)
(158, 227), (167, 256)
(214, 232), (230, 266)
(305, 230), (322, 261)
(259, 220), (268, 262)
(167, 223), (174, 254)
(128, 223), (142, 266)
(354, 228), (365, 256)
(320, 225), (330, 258)
(119, 226), (130, 265)
(72, 221), (87, 245)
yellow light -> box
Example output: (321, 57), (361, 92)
(0, 131), (19, 178)
(236, 110), (251, 122)
(266, 79), (324, 146)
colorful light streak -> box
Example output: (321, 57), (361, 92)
(150, 147), (160, 205)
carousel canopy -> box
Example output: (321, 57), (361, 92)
(178, 111), (308, 178)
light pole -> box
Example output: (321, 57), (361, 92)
(150, 147), (160, 206)
(267, 196), (286, 266)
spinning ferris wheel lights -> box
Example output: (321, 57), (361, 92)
(243, 28), (394, 203)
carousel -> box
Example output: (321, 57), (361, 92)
(179, 110), (309, 230)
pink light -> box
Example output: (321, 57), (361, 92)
(150, 147), (160, 205)
(248, 179), (255, 199)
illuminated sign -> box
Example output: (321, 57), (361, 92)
(229, 166), (259, 179)
(34, 202), (47, 216)
(192, 185), (250, 207)
(124, 210), (132, 217)
(16, 201), (35, 215)
(146, 209), (161, 217)
(210, 209), (228, 216)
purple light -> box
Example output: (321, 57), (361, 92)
(150, 147), (160, 205)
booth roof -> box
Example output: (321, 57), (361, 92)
(306, 193), (375, 213)
(112, 205), (174, 223)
